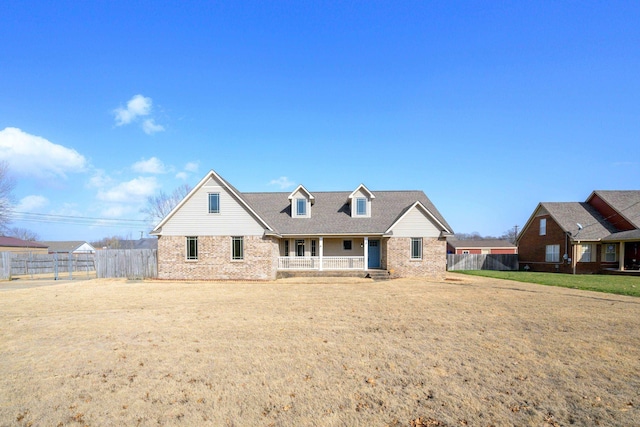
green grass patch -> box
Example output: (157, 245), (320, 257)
(455, 270), (640, 297)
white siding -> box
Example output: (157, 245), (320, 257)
(389, 207), (441, 237)
(160, 177), (265, 236)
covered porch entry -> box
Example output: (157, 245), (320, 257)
(277, 236), (383, 271)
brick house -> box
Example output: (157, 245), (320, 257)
(150, 169), (453, 280)
(516, 191), (640, 274)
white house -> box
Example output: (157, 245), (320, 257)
(151, 169), (453, 280)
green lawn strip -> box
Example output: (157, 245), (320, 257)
(455, 270), (640, 297)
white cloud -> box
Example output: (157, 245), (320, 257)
(142, 119), (165, 135)
(0, 127), (87, 178)
(184, 161), (199, 173)
(113, 94), (165, 134)
(87, 169), (113, 188)
(269, 176), (295, 189)
(16, 195), (49, 212)
(113, 94), (152, 125)
(97, 177), (159, 203)
(132, 157), (166, 174)
(175, 171), (188, 180)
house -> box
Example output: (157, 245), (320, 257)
(447, 239), (517, 255)
(39, 241), (96, 254)
(0, 236), (48, 254)
(517, 190), (640, 274)
(150, 169), (453, 280)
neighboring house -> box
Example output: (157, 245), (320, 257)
(517, 190), (640, 274)
(39, 241), (96, 254)
(0, 236), (48, 254)
(151, 169), (453, 280)
(447, 239), (517, 255)
(98, 238), (158, 250)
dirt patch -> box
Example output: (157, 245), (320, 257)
(1, 273), (638, 426)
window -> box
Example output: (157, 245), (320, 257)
(208, 193), (220, 213)
(232, 237), (244, 260)
(343, 240), (352, 251)
(579, 244), (592, 262)
(283, 240), (289, 257)
(356, 197), (367, 216)
(296, 239), (305, 256)
(186, 236), (198, 260)
(545, 244), (559, 262)
(311, 240), (317, 257)
(296, 198), (307, 216)
(604, 244), (617, 262)
(540, 218), (546, 236)
(411, 238), (422, 259)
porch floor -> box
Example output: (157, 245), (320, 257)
(601, 268), (640, 276)
(276, 269), (389, 280)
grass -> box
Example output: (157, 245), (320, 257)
(1, 276), (639, 426)
(455, 270), (640, 297)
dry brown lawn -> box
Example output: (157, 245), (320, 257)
(1, 273), (639, 426)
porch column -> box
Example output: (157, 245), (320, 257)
(619, 242), (625, 271)
(319, 237), (324, 271)
(364, 236), (369, 271)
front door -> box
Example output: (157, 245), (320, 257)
(368, 240), (380, 269)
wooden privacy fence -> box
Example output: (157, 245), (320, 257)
(94, 249), (157, 279)
(1, 252), (95, 279)
(447, 254), (518, 271)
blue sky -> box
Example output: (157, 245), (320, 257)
(1, 1), (639, 241)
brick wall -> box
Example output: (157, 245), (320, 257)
(157, 235), (278, 280)
(386, 237), (446, 280)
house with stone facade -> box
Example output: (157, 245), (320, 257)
(517, 190), (640, 274)
(150, 169), (453, 280)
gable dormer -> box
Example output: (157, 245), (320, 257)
(288, 185), (314, 218)
(348, 184), (375, 218)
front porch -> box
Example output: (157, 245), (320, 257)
(278, 256), (365, 271)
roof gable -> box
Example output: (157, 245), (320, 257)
(588, 190), (640, 229)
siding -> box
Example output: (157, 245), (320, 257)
(389, 207), (441, 237)
(160, 177), (265, 236)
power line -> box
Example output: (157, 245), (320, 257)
(11, 211), (150, 228)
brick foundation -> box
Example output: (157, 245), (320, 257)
(157, 235), (278, 280)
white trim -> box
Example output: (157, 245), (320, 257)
(348, 184), (375, 200)
(288, 185), (315, 202)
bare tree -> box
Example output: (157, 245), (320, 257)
(6, 227), (40, 241)
(141, 184), (191, 225)
(0, 161), (15, 232)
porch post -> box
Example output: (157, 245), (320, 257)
(619, 242), (625, 271)
(364, 236), (369, 271)
(319, 237), (324, 271)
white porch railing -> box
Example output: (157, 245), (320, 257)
(278, 256), (365, 270)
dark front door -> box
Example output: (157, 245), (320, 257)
(368, 240), (380, 269)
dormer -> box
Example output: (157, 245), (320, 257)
(288, 185), (314, 218)
(348, 184), (375, 218)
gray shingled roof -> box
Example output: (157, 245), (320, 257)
(602, 229), (640, 241)
(242, 190), (452, 235)
(542, 202), (618, 241)
(592, 190), (640, 228)
(448, 239), (515, 249)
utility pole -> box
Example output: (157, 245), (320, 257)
(513, 225), (519, 244)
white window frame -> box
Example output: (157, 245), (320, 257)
(411, 237), (422, 260)
(186, 236), (198, 261)
(540, 218), (546, 236)
(296, 198), (307, 217)
(356, 197), (367, 216)
(545, 244), (559, 262)
(231, 236), (244, 261)
(579, 244), (593, 262)
(604, 244), (617, 262)
(208, 193), (220, 214)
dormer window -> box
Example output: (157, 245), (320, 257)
(296, 198), (307, 216)
(349, 184), (375, 218)
(356, 198), (367, 216)
(288, 185), (314, 218)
